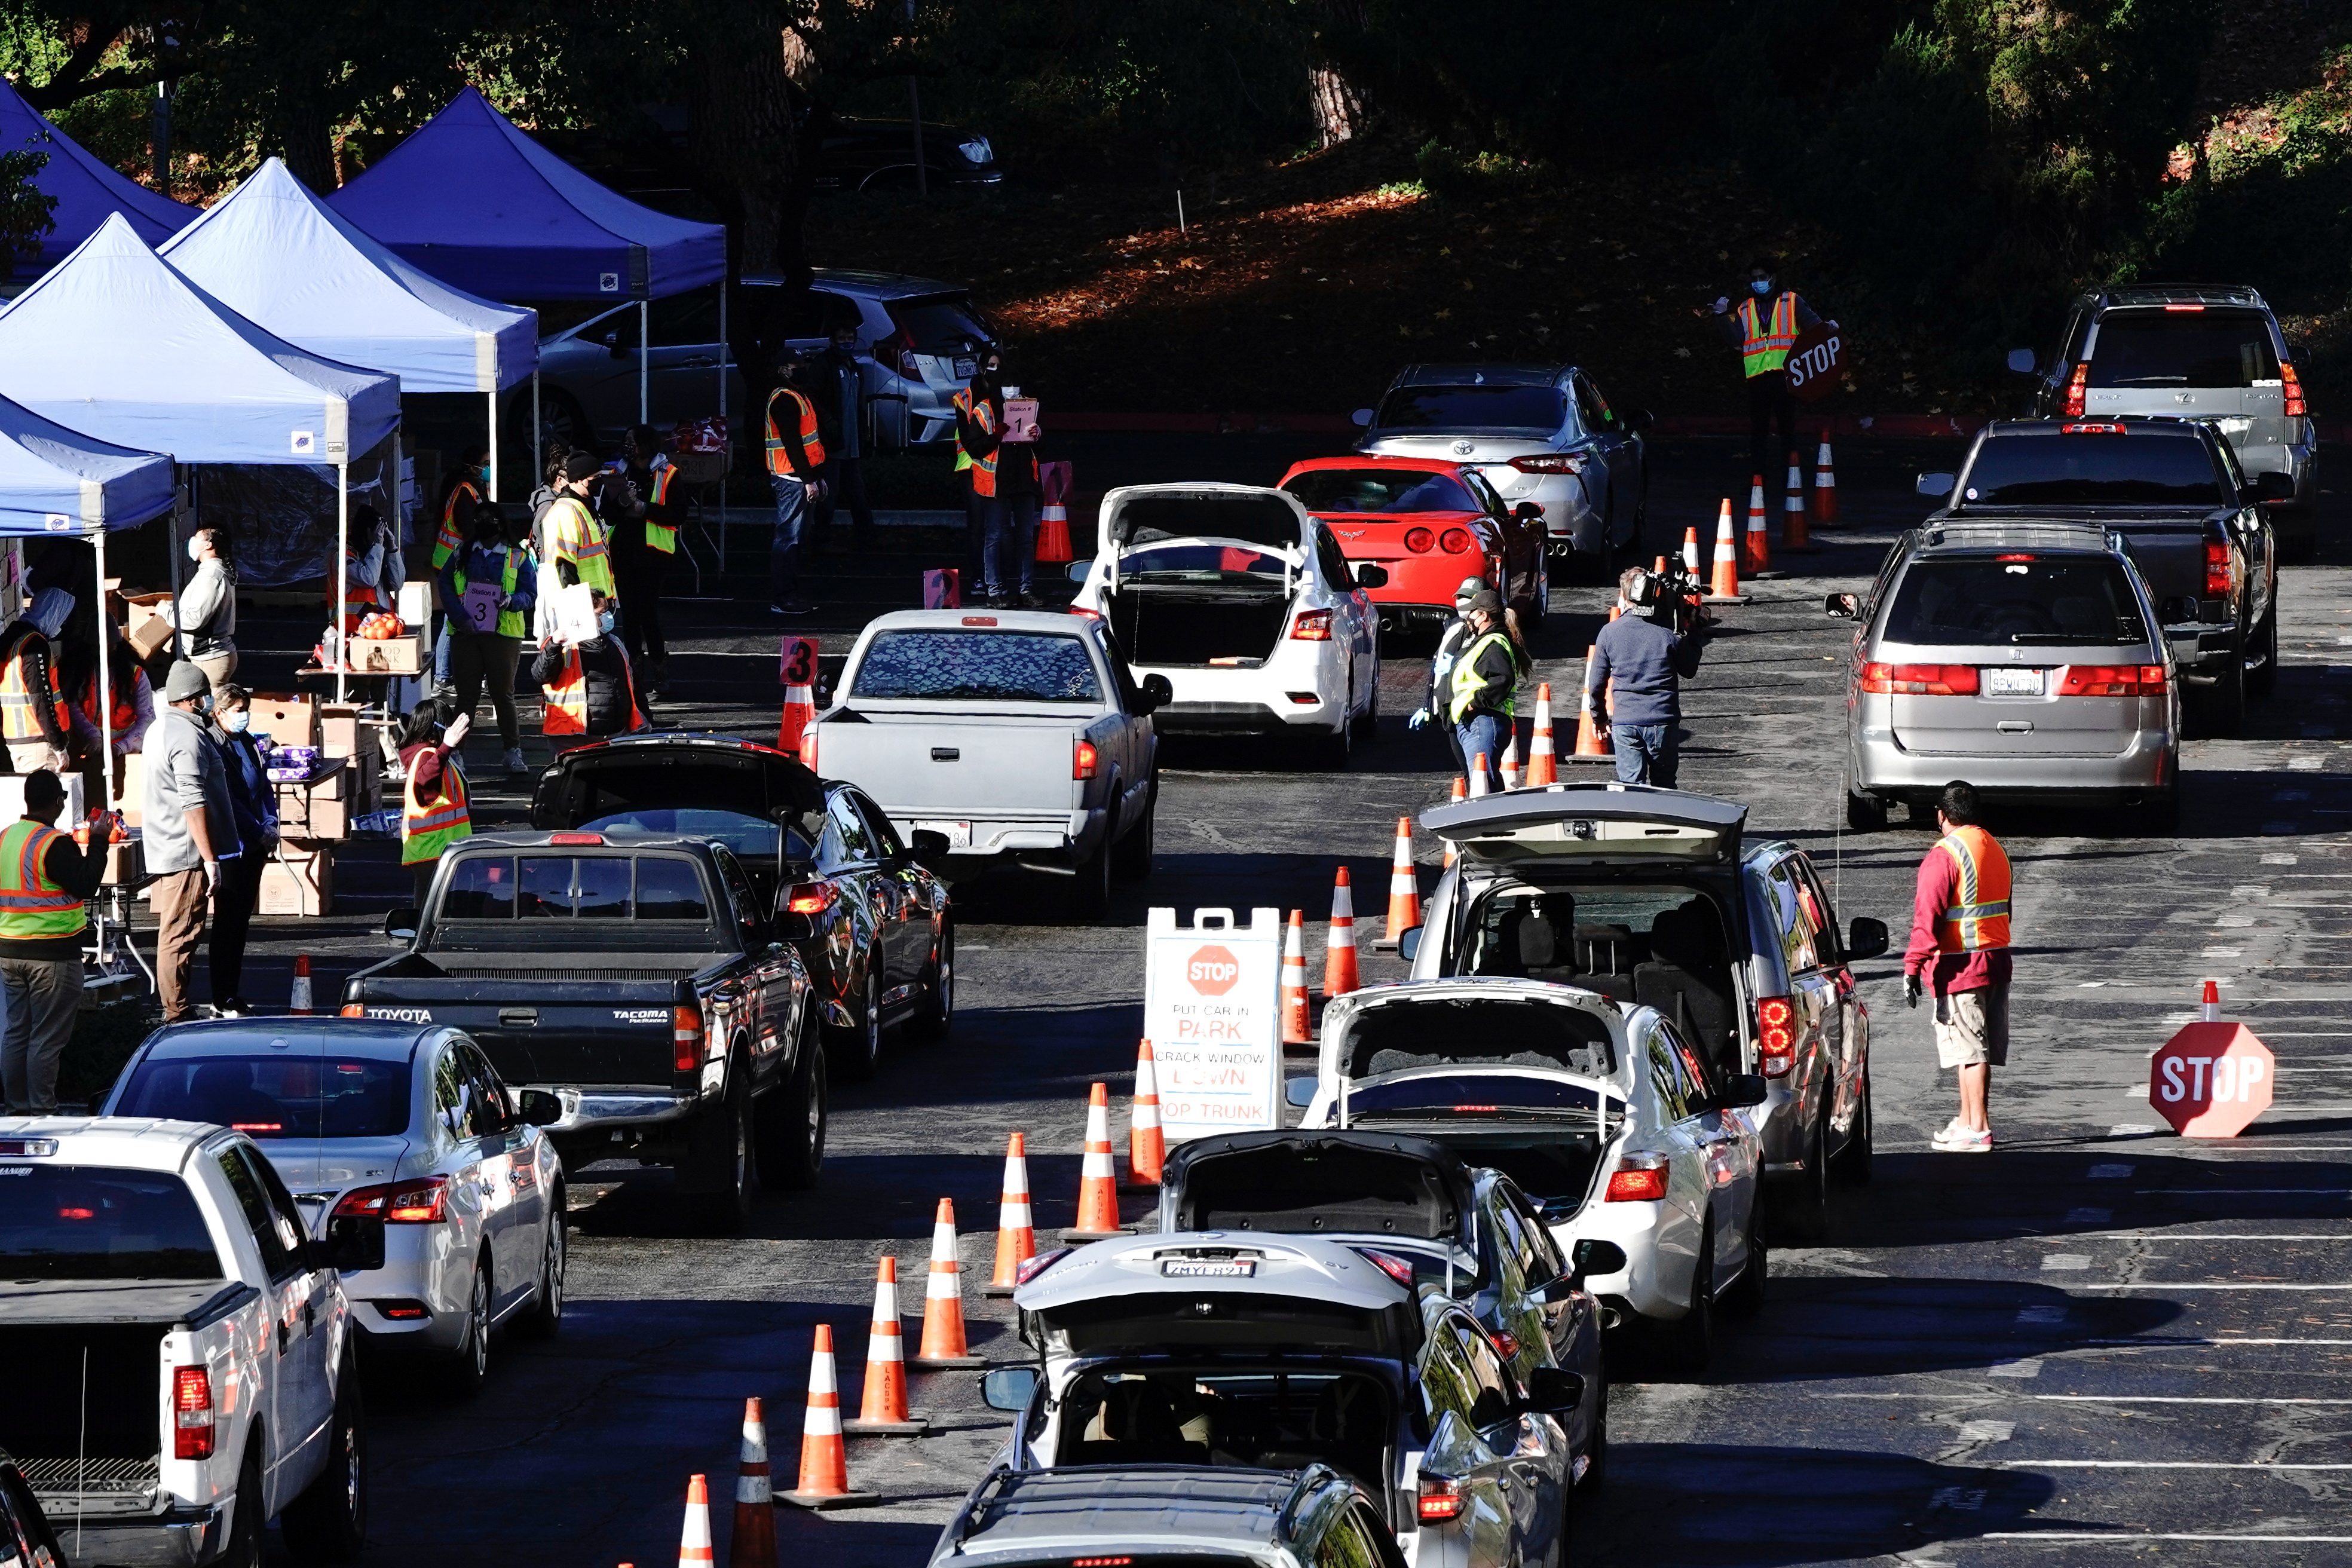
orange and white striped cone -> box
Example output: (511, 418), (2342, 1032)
(678, 1474), (715, 1568)
(1468, 754), (1491, 799)
(777, 682), (815, 755)
(1812, 437), (1838, 528)
(1061, 1085), (1129, 1242)
(1680, 526), (1701, 575)
(1740, 488), (1769, 578)
(728, 1402), (778, 1568)
(1380, 817), (1422, 947)
(1571, 650), (1610, 762)
(2201, 978), (2221, 1024)
(1783, 449), (1812, 552)
(1500, 736), (1521, 790)
(846, 1257), (927, 1434)
(1706, 501), (1745, 602)
(912, 1199), (987, 1368)
(289, 954), (313, 1015)
(779, 1327), (878, 1509)
(1525, 684), (1558, 785)
(1036, 461), (1075, 562)
(1123, 1040), (1164, 1190)
(1443, 777), (1466, 868)
(984, 1133), (1035, 1296)
(1324, 867), (1359, 997)
(1281, 909), (1312, 1043)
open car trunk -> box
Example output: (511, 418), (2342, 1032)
(1109, 582), (1290, 667)
(1160, 1131), (1470, 1240)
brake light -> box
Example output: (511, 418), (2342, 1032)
(1354, 1248), (1417, 1287)
(1438, 529), (1474, 555)
(1487, 1328), (1520, 1359)
(2059, 422), (2124, 435)
(1014, 1248), (1070, 1286)
(384, 1176), (447, 1224)
(1402, 527), (1435, 554)
(674, 1004), (706, 1071)
(1508, 454), (1582, 474)
(548, 832), (605, 846)
(1074, 739), (1099, 779)
(1066, 605), (1102, 620)
(2057, 664), (2167, 696)
(2162, 302), (2205, 311)
(1604, 1152), (1669, 1203)
(1758, 995), (1796, 1077)
(1858, 663), (1979, 696)
(173, 1365), (213, 1459)
(1073, 1560), (1133, 1566)
(1995, 554), (2036, 562)
(2062, 362), (2088, 417)
(785, 881), (839, 918)
(332, 1183), (391, 1220)
(2283, 362), (2307, 418)
(1290, 610), (1334, 641)
(2204, 536), (2235, 598)
(338, 1003), (364, 1018)
(1419, 1474), (1466, 1522)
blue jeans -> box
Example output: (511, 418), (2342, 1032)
(1456, 713), (1504, 791)
(982, 492), (1041, 597)
(433, 621), (452, 686)
(1612, 722), (1678, 788)
(770, 474), (809, 604)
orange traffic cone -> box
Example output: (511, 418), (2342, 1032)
(1572, 650), (1609, 761)
(1526, 685), (1558, 786)
(289, 954), (313, 1015)
(1680, 526), (1701, 574)
(1653, 555), (1668, 575)
(1324, 867), (1359, 997)
(1706, 503), (1745, 602)
(728, 1402), (777, 1568)
(1443, 777), (1466, 869)
(678, 1474), (715, 1568)
(779, 1327), (878, 1510)
(776, 638), (816, 755)
(1813, 438), (1838, 527)
(913, 1200), (987, 1367)
(1036, 461), (1075, 563)
(1125, 1040), (1164, 1189)
(1062, 1085), (1128, 1242)
(1468, 753), (1491, 799)
(1281, 910), (1312, 1043)
(1783, 449), (1812, 551)
(846, 1257), (926, 1434)
(1380, 817), (1422, 946)
(1500, 736), (1521, 790)
(2201, 978), (2221, 1024)
(1739, 490), (1768, 578)
(985, 1133), (1034, 1296)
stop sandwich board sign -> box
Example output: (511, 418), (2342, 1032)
(2148, 1021), (2274, 1138)
(1785, 323), (1846, 404)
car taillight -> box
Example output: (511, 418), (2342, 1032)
(2062, 362), (2088, 417)
(888, 326), (918, 377)
(674, 1004), (706, 1071)
(1487, 1328), (1520, 1359)
(1402, 527), (1435, 554)
(332, 1183), (391, 1220)
(1419, 1473), (1466, 1522)
(2283, 362), (2307, 418)
(1508, 454), (1582, 474)
(173, 1365), (213, 1459)
(1290, 610), (1334, 641)
(1353, 1248), (1417, 1287)
(1438, 529), (1474, 555)
(1074, 739), (1099, 778)
(1014, 1248), (1070, 1286)
(798, 724), (817, 771)
(338, 1003), (365, 1018)
(548, 832), (605, 846)
(785, 881), (840, 918)
(384, 1176), (447, 1224)
(1758, 995), (1796, 1077)
(2204, 535), (2235, 598)
(1858, 663), (1979, 696)
(1066, 605), (1102, 620)
(1603, 1153), (1668, 1202)
(2057, 664), (2167, 697)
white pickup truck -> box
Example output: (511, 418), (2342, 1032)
(0, 1118), (368, 1568)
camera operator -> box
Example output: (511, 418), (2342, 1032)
(1590, 564), (1708, 788)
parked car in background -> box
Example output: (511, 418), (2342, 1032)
(1279, 455), (1549, 636)
(1353, 363), (1650, 582)
(2010, 283), (2319, 558)
(1068, 484), (1383, 765)
(104, 1019), (568, 1394)
(933, 1466), (1404, 1568)
(525, 269), (996, 452)
(814, 116), (1004, 193)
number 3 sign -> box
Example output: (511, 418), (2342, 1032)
(777, 636), (819, 755)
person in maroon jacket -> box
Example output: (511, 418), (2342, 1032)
(1902, 780), (2014, 1153)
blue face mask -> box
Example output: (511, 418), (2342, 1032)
(223, 711), (250, 734)
(1750, 278), (1773, 295)
(596, 611), (615, 635)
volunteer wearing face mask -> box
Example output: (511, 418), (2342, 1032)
(143, 660), (235, 1024)
(1410, 577), (1488, 776)
(1707, 263), (1835, 490)
(63, 614), (154, 803)
(159, 527), (238, 697)
(398, 700), (473, 906)
(429, 446), (492, 696)
(207, 685), (276, 1018)
(0, 587), (76, 776)
(440, 504), (537, 779)
(534, 589), (646, 751)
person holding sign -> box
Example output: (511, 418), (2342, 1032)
(1902, 781), (2012, 1153)
(398, 701), (473, 907)
(534, 589), (647, 751)
(441, 504), (538, 778)
(1705, 262), (1834, 488)
(957, 349), (1044, 608)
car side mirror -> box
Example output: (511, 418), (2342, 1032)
(2159, 595), (2198, 624)
(1723, 1073), (1769, 1108)
(602, 330), (628, 357)
(1515, 1367), (1585, 1416)
(1845, 916), (1889, 960)
(1285, 1076), (1317, 1108)
(1355, 564), (1389, 589)
(910, 828), (952, 863)
(516, 1089), (563, 1126)
(981, 1365), (1040, 1412)
(1067, 561), (1092, 584)
(2007, 348), (2038, 375)
(1569, 1238), (1626, 1289)
(2254, 469), (2295, 503)
(384, 906), (419, 944)
(1916, 472), (1955, 498)
(1824, 592), (1859, 619)
(1398, 926), (1422, 963)
(1512, 501), (1545, 523)
(1351, 408), (1374, 428)
(1137, 673), (1174, 715)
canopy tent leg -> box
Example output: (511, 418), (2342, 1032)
(640, 299), (650, 425)
(717, 284), (728, 575)
(336, 462), (349, 705)
(487, 390), (500, 503)
(532, 372), (541, 488)
(93, 528), (112, 792)
(166, 476), (185, 664)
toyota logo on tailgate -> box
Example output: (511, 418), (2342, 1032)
(1453, 440), (1475, 455)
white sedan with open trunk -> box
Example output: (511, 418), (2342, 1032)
(1068, 483), (1383, 765)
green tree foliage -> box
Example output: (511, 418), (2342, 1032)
(0, 141), (54, 277)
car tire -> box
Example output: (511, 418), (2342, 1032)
(2247, 607), (2279, 699)
(757, 1022), (828, 1190)
(1659, 1221), (1714, 1377)
(1525, 548), (1550, 631)
(907, 920), (957, 1034)
(1775, 1101), (1833, 1244)
(1845, 789), (1889, 832)
(1310, 698), (1354, 770)
(513, 1193), (566, 1340)
(281, 1365), (367, 1562)
(1834, 1075), (1874, 1185)
(220, 1445), (265, 1568)
(687, 1067), (757, 1232)
(1067, 838), (1113, 923)
(825, 967), (885, 1080)
(445, 1254), (492, 1396)
(1720, 1208), (1768, 1318)
(521, 388), (592, 454)
(1112, 788), (1156, 883)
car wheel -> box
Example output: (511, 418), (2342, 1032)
(2247, 607), (2279, 699)
(1065, 831), (1113, 921)
(1659, 1221), (1714, 1377)
(1845, 789), (1889, 832)
(825, 967), (885, 1080)
(1526, 548), (1550, 631)
(1775, 1101), (1832, 1245)
(1834, 1074), (1874, 1184)
(445, 1254), (492, 1395)
(907, 919), (958, 1033)
(220, 1445), (265, 1568)
(757, 1020), (828, 1190)
(1310, 698), (1353, 770)
(1720, 1206), (1768, 1318)
(1112, 787), (1156, 883)
(523, 388), (591, 454)
(687, 1066), (757, 1231)
(513, 1193), (566, 1340)
(281, 1364), (367, 1561)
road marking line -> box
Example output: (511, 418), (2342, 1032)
(1983, 1533), (2352, 1543)
(1999, 1460), (2352, 1469)
(2064, 1233), (2352, 1240)
(2132, 1188), (2352, 1195)
(1957, 1420), (2014, 1443)
(2080, 1282), (2352, 1290)
(1986, 1360), (2042, 1378)
(2041, 1254), (2091, 1270)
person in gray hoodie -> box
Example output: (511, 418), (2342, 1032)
(164, 527), (238, 696)
(143, 660), (236, 1022)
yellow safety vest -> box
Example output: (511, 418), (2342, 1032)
(1448, 630), (1518, 724)
(402, 756), (473, 867)
(433, 479), (482, 570)
(1933, 826), (2013, 953)
(0, 818), (85, 941)
(453, 545), (528, 639)
(545, 495), (614, 596)
(764, 388), (825, 477)
(644, 461), (679, 555)
(1737, 293), (1799, 378)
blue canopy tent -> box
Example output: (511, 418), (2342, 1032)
(162, 157), (540, 499)
(0, 77), (197, 271)
(0, 212), (403, 697)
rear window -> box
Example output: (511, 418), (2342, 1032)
(440, 855), (718, 920)
(1343, 1000), (1613, 1080)
(886, 293), (992, 354)
(1959, 432), (2225, 506)
(1118, 542), (1287, 581)
(0, 1166), (222, 1279)
(1114, 494), (1301, 551)
(2088, 310), (2280, 388)
(1284, 468), (1479, 514)
(1372, 385), (1564, 435)
(114, 1054), (411, 1138)
(850, 630), (1102, 703)
(1343, 1073), (1606, 1119)
(1884, 556), (2149, 647)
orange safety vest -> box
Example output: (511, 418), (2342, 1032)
(401, 755), (473, 866)
(954, 387), (1000, 498)
(0, 638), (68, 744)
(643, 461), (678, 555)
(540, 644), (647, 737)
(0, 818), (85, 941)
(764, 388), (825, 477)
(1932, 826), (2013, 953)
(78, 672), (138, 738)
(1737, 292), (1800, 378)
(433, 479), (482, 569)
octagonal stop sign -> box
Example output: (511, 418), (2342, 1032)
(1187, 945), (1241, 997)
(2149, 1021), (2274, 1137)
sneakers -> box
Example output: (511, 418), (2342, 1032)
(1934, 1123), (1994, 1153)
(503, 747), (529, 779)
(1013, 590), (1040, 609)
(771, 599), (816, 617)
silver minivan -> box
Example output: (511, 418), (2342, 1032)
(1829, 520), (2180, 830)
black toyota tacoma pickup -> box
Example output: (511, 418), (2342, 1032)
(1919, 416), (2279, 735)
(343, 831), (822, 1229)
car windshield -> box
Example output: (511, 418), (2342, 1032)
(114, 1054), (411, 1138)
(1885, 556), (2149, 647)
(850, 630), (1102, 703)
(0, 1166), (223, 1280)
(1373, 385), (1564, 434)
(1055, 1365), (1395, 1489)
(1343, 1071), (1608, 1120)
(1284, 468), (1479, 513)
(886, 294), (992, 354)
(1959, 433), (2225, 506)
(1118, 543), (1288, 583)
(2089, 310), (2281, 387)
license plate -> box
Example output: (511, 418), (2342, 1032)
(912, 819), (972, 848)
(1985, 668), (2045, 696)
(1160, 1258), (1254, 1278)
(953, 357), (977, 378)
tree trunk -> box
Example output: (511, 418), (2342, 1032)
(277, 84), (339, 193)
(1308, 66), (1361, 148)
(689, 15), (804, 444)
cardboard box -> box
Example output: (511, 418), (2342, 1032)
(275, 758), (350, 840)
(259, 840), (334, 916)
(252, 693), (320, 749)
(124, 595), (174, 660)
(319, 703), (362, 760)
(344, 628), (427, 676)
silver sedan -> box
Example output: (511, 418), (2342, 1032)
(105, 1018), (566, 1395)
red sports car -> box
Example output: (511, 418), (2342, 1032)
(1279, 455), (1548, 636)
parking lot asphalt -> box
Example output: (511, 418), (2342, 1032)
(235, 435), (2352, 1566)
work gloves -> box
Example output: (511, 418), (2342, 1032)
(1904, 974), (1922, 1009)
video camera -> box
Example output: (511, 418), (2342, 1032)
(1622, 561), (1705, 633)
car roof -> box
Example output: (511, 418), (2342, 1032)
(1913, 520), (2127, 555)
(739, 268), (970, 300)
(0, 1116), (237, 1171)
(2089, 283), (2268, 311)
(1322, 976), (1629, 1038)
(946, 1465), (1340, 1563)
(1390, 363), (1570, 388)
(1424, 783), (1746, 868)
(1015, 1230), (1410, 1315)
(1282, 454), (1471, 478)
(138, 1019), (436, 1063)
(1979, 416), (2210, 440)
